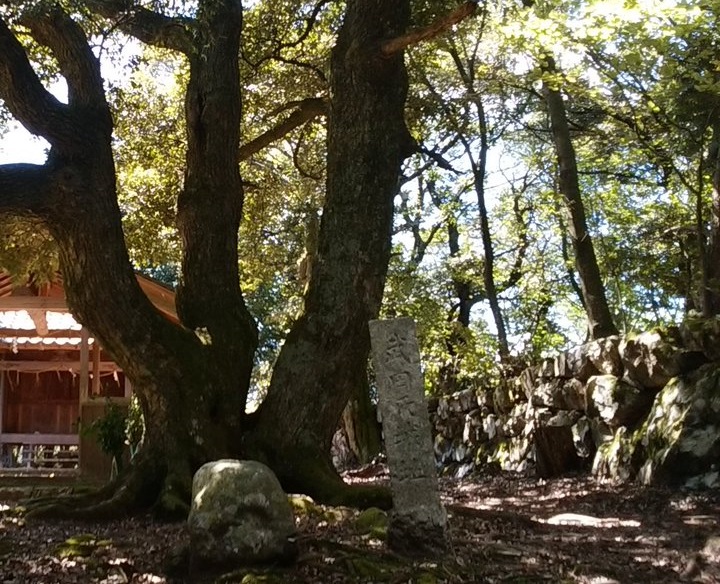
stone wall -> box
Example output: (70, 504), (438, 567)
(430, 317), (720, 488)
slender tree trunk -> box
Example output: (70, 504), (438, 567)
(542, 55), (618, 339)
(447, 219), (474, 328)
(437, 215), (474, 394)
(471, 122), (510, 358)
(247, 0), (413, 507)
(446, 45), (511, 359)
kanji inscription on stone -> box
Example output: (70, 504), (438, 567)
(369, 317), (447, 555)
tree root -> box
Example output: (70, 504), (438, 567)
(265, 448), (393, 510)
(22, 454), (189, 521)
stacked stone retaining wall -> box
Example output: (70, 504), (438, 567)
(430, 317), (720, 488)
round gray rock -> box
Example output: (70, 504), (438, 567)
(188, 459), (297, 569)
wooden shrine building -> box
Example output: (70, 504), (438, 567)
(0, 272), (176, 475)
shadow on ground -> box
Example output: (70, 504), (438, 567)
(0, 470), (717, 583)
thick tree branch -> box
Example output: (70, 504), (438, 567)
(0, 164), (53, 215)
(84, 0), (195, 54)
(381, 1), (478, 56)
(22, 6), (107, 111)
(0, 18), (71, 143)
(239, 97), (327, 161)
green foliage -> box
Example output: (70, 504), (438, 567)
(0, 217), (58, 283)
(111, 48), (185, 271)
(125, 395), (145, 457)
(83, 401), (127, 470)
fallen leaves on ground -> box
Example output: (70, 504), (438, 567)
(0, 470), (718, 583)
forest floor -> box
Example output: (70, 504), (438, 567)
(0, 468), (718, 583)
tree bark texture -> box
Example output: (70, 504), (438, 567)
(542, 56), (619, 340)
(248, 0), (413, 503)
(174, 0), (258, 434)
(341, 375), (382, 465)
(0, 2), (256, 516)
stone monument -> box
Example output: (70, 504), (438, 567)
(369, 317), (448, 555)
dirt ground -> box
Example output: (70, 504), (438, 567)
(0, 470), (718, 583)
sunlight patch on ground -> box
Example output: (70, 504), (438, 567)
(682, 514), (716, 526)
(465, 496), (515, 507)
(537, 513), (641, 528)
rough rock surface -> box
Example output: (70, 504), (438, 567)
(369, 317), (448, 555)
(636, 363), (720, 486)
(187, 459), (297, 570)
(428, 317), (720, 488)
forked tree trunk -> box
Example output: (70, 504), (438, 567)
(246, 0), (413, 506)
(0, 3), (255, 517)
(1, 1), (472, 516)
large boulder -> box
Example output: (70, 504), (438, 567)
(619, 329), (703, 390)
(635, 364), (720, 486)
(586, 374), (655, 429)
(534, 410), (582, 478)
(188, 460), (297, 571)
(586, 336), (623, 377)
(531, 378), (586, 410)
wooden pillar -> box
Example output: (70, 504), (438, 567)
(124, 376), (132, 399)
(0, 370), (4, 460)
(79, 328), (90, 402)
(92, 341), (101, 397)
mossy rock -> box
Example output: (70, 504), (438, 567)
(289, 494), (322, 517)
(289, 494), (353, 524)
(55, 533), (112, 558)
(355, 507), (388, 539)
(592, 426), (635, 481)
(634, 364), (720, 484)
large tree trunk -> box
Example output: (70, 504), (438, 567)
(174, 0), (257, 438)
(542, 55), (619, 339)
(0, 2), (255, 518)
(246, 0), (413, 507)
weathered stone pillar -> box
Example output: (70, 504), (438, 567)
(369, 317), (448, 555)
